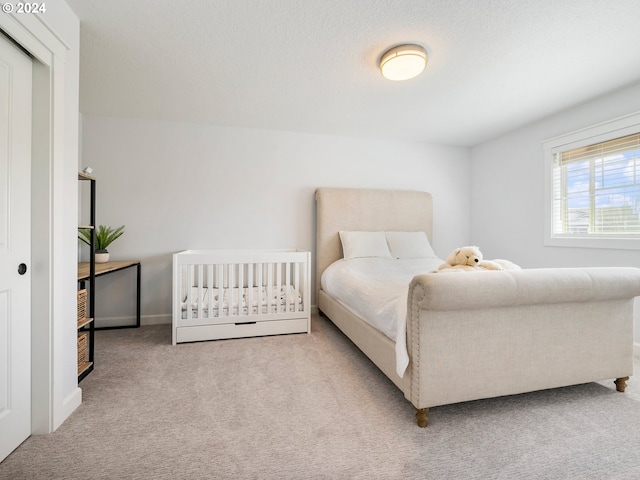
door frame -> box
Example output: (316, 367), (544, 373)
(1, 12), (81, 433)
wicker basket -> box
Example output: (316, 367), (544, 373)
(77, 289), (87, 321)
(77, 332), (88, 366)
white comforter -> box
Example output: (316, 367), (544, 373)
(321, 257), (443, 377)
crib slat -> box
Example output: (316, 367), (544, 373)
(238, 264), (244, 317)
(228, 264), (234, 318)
(247, 263), (254, 317)
(276, 262), (282, 314)
(216, 264), (223, 319)
(197, 264), (204, 320)
(285, 262), (291, 312)
(257, 263), (263, 316)
(294, 262), (300, 311)
(206, 265), (213, 318)
(267, 263), (273, 314)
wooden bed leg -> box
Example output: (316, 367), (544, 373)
(615, 376), (629, 392)
(415, 408), (429, 428)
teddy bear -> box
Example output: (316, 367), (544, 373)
(436, 246), (521, 272)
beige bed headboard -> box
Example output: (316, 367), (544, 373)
(315, 187), (433, 298)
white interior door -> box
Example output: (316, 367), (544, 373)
(0, 33), (33, 462)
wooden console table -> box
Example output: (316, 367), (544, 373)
(78, 260), (141, 329)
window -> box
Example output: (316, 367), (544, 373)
(544, 112), (640, 249)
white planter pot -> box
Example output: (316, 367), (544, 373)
(95, 252), (110, 263)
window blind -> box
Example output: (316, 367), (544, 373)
(552, 132), (640, 236)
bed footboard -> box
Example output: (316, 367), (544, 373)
(405, 267), (640, 424)
(172, 249), (311, 344)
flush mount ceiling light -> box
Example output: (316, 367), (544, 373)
(379, 44), (428, 81)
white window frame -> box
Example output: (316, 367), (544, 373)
(544, 111), (640, 250)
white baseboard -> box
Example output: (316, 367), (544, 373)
(52, 387), (82, 432)
(140, 314), (172, 325)
(94, 314), (172, 328)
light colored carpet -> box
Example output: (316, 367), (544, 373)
(2, 314), (640, 479)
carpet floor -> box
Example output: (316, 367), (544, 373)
(2, 314), (640, 479)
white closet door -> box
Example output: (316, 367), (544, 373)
(0, 32), (33, 462)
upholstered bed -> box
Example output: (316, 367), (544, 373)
(315, 187), (640, 427)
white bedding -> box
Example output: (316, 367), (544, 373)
(320, 257), (443, 377)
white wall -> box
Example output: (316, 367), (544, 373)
(470, 80), (640, 342)
(79, 115), (470, 326)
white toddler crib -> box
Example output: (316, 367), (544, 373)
(172, 249), (311, 344)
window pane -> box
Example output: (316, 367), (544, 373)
(565, 161), (589, 198)
(566, 207), (588, 234)
(598, 157), (634, 188)
(594, 204), (640, 233)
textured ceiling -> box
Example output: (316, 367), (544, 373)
(65, 0), (640, 147)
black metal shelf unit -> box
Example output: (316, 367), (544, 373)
(78, 172), (95, 382)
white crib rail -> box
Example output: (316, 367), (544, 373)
(172, 249), (311, 344)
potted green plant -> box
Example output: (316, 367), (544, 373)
(78, 225), (125, 263)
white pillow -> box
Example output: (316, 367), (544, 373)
(339, 231), (392, 259)
(385, 231), (436, 258)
